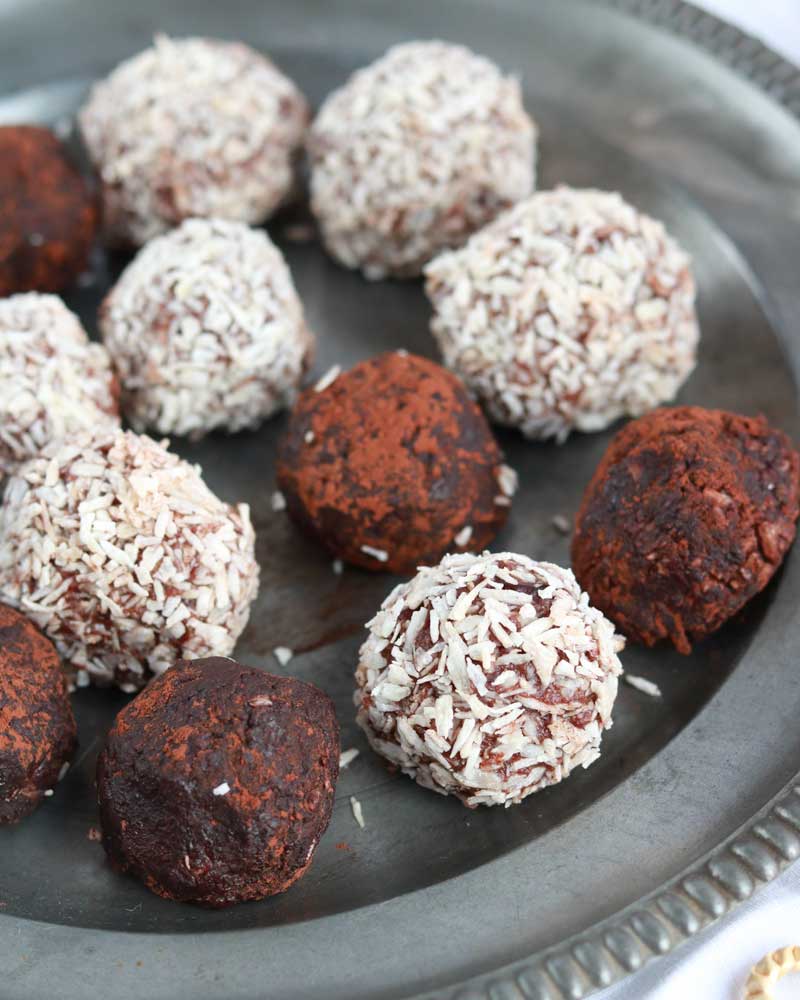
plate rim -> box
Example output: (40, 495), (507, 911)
(0, 1), (798, 997)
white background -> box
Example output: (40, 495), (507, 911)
(601, 3), (800, 998)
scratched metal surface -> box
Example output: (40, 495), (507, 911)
(0, 1), (799, 997)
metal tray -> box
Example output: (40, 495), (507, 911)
(1, 1), (800, 997)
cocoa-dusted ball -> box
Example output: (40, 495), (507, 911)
(97, 657), (339, 907)
(0, 604), (76, 824)
(0, 125), (97, 295)
(572, 406), (800, 653)
(276, 352), (517, 574)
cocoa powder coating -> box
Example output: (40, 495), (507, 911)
(0, 604), (77, 824)
(97, 657), (340, 907)
(276, 351), (512, 573)
(571, 406), (800, 653)
(0, 125), (97, 296)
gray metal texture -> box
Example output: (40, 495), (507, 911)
(0, 0), (799, 997)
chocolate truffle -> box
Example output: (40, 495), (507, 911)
(97, 657), (339, 906)
(571, 406), (800, 653)
(99, 218), (313, 438)
(308, 40), (536, 279)
(276, 352), (516, 574)
(355, 551), (623, 807)
(0, 124), (97, 295)
(0, 293), (120, 477)
(0, 604), (76, 824)
(0, 428), (259, 691)
(426, 187), (699, 441)
(79, 35), (309, 246)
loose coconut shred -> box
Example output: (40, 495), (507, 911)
(0, 428), (259, 690)
(425, 187), (699, 441)
(355, 551), (623, 807)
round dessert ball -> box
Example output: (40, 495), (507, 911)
(0, 603), (77, 824)
(0, 428), (259, 691)
(0, 293), (120, 477)
(79, 34), (309, 246)
(97, 657), (339, 906)
(355, 551), (623, 807)
(0, 125), (97, 296)
(572, 406), (800, 654)
(276, 351), (516, 574)
(308, 40), (537, 279)
(425, 187), (699, 441)
(99, 218), (314, 438)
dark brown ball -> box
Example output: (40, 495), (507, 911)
(571, 406), (800, 654)
(0, 125), (98, 296)
(0, 604), (77, 824)
(276, 351), (514, 574)
(96, 657), (340, 907)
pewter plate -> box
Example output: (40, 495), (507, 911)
(1, 1), (800, 997)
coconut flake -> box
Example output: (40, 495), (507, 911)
(350, 795), (366, 829)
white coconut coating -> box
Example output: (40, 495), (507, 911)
(79, 35), (309, 246)
(425, 187), (699, 441)
(0, 428), (259, 691)
(355, 551), (623, 807)
(99, 218), (314, 439)
(308, 40), (537, 279)
(0, 293), (119, 478)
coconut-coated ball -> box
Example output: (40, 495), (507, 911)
(97, 657), (339, 906)
(425, 187), (699, 441)
(308, 40), (536, 279)
(572, 406), (800, 654)
(0, 428), (259, 690)
(276, 352), (517, 574)
(99, 218), (313, 438)
(355, 551), (623, 807)
(0, 293), (119, 477)
(79, 35), (309, 246)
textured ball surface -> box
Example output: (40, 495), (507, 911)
(0, 428), (259, 690)
(572, 406), (800, 653)
(0, 604), (76, 825)
(425, 187), (699, 440)
(100, 218), (313, 438)
(308, 40), (536, 279)
(0, 293), (120, 477)
(355, 551), (623, 807)
(276, 352), (516, 574)
(79, 35), (309, 246)
(97, 657), (339, 907)
(0, 125), (97, 295)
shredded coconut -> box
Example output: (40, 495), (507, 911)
(212, 781), (231, 796)
(273, 646), (293, 667)
(339, 748), (360, 769)
(350, 795), (366, 829)
(624, 674), (662, 698)
(360, 545), (389, 563)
